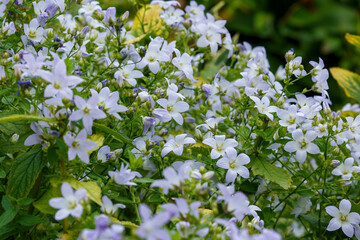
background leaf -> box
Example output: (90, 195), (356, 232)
(330, 67), (360, 102)
(345, 33), (360, 49)
(250, 157), (292, 189)
(6, 146), (45, 199)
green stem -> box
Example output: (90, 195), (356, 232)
(274, 203), (287, 228)
(130, 187), (141, 224)
(0, 114), (56, 124)
(273, 168), (319, 210)
(318, 137), (330, 233)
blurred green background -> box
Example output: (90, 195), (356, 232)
(99, 0), (360, 110)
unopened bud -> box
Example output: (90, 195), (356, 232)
(10, 134), (19, 144)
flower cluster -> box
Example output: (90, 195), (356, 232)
(0, 0), (360, 239)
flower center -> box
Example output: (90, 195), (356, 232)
(72, 141), (80, 149)
(340, 215), (347, 222)
(216, 144), (223, 152)
(28, 30), (37, 39)
(288, 117), (296, 124)
(54, 81), (61, 89)
(167, 105), (173, 112)
(68, 200), (77, 209)
(83, 106), (90, 114)
(149, 56), (155, 62)
(299, 139), (308, 149)
(229, 161), (236, 169)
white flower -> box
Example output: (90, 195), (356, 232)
(153, 91), (189, 125)
(136, 37), (170, 74)
(277, 105), (304, 131)
(291, 197), (312, 218)
(161, 134), (196, 157)
(326, 199), (360, 238)
(49, 182), (87, 220)
(108, 163), (142, 186)
(38, 60), (83, 100)
(69, 95), (107, 135)
(64, 129), (97, 164)
(114, 62), (143, 87)
(284, 129), (320, 163)
(202, 135), (238, 159)
(101, 196), (125, 216)
(24, 18), (44, 42)
(90, 87), (128, 120)
(331, 157), (360, 180)
(216, 148), (250, 183)
(250, 96), (277, 121)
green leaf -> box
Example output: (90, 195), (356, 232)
(93, 123), (133, 146)
(7, 145), (45, 199)
(33, 187), (60, 214)
(16, 215), (42, 226)
(250, 158), (292, 189)
(115, 196), (134, 204)
(199, 48), (228, 80)
(0, 206), (18, 228)
(0, 132), (32, 154)
(17, 198), (34, 206)
(330, 67), (360, 102)
(0, 114), (56, 125)
(1, 196), (12, 210)
(134, 178), (154, 184)
(64, 58), (76, 75)
(345, 33), (360, 49)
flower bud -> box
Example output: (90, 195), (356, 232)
(10, 134), (19, 144)
(331, 160), (340, 167)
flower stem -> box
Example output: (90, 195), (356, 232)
(130, 187), (141, 224)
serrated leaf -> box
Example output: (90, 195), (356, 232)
(7, 145), (45, 199)
(330, 67), (360, 102)
(0, 132), (32, 154)
(345, 33), (360, 49)
(250, 158), (292, 189)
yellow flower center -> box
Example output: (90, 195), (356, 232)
(83, 107), (90, 114)
(54, 82), (61, 89)
(28, 30), (37, 39)
(72, 141), (80, 148)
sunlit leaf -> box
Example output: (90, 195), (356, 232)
(330, 67), (360, 102)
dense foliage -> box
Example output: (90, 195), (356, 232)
(1, 0), (360, 239)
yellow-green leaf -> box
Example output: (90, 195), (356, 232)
(131, 4), (163, 37)
(86, 133), (104, 154)
(345, 33), (360, 49)
(341, 111), (359, 118)
(330, 67), (360, 102)
(250, 158), (292, 189)
(123, 34), (147, 45)
(50, 177), (102, 205)
(110, 217), (138, 229)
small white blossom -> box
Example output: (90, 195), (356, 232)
(326, 199), (360, 238)
(49, 182), (87, 220)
